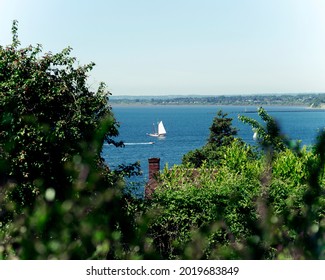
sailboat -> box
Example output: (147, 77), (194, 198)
(147, 121), (167, 137)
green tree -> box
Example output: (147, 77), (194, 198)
(0, 21), (141, 259)
(207, 110), (238, 146)
(0, 20), (124, 209)
(182, 110), (239, 167)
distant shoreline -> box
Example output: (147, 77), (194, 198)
(109, 93), (325, 109)
(111, 103), (308, 108)
(110, 104), (325, 114)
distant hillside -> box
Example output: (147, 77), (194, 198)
(109, 93), (325, 107)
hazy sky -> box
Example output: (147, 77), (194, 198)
(1, 0), (325, 96)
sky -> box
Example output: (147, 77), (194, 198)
(1, 0), (325, 96)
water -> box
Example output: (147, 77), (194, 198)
(102, 105), (325, 186)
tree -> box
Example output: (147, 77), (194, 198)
(0, 21), (144, 259)
(182, 110), (238, 167)
(0, 20), (123, 208)
(207, 110), (238, 146)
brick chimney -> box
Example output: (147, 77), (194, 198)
(145, 158), (160, 199)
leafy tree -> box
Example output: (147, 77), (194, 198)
(0, 21), (141, 259)
(0, 20), (124, 209)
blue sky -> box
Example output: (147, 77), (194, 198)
(1, 0), (325, 96)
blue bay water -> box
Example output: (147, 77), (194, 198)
(102, 105), (325, 190)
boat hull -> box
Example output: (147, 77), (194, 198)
(147, 133), (166, 137)
(147, 121), (167, 137)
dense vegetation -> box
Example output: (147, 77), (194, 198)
(142, 109), (325, 259)
(0, 22), (140, 259)
(1, 22), (325, 259)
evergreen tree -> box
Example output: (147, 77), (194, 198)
(208, 110), (238, 147)
(182, 110), (238, 167)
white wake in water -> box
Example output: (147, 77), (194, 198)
(124, 142), (155, 145)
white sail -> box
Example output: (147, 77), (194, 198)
(158, 121), (166, 135)
(147, 121), (166, 137)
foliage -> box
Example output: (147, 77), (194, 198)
(238, 107), (291, 152)
(182, 110), (239, 167)
(144, 140), (262, 259)
(0, 21), (141, 259)
(207, 110), (238, 146)
(0, 21), (126, 210)
(140, 110), (325, 260)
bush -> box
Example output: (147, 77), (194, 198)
(146, 142), (262, 259)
